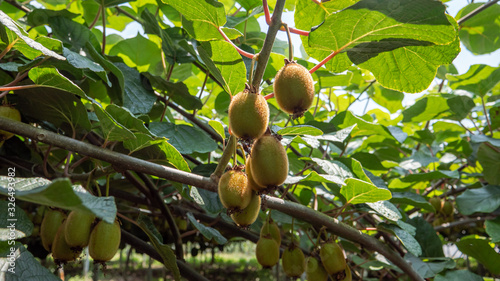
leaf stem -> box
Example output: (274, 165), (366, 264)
(88, 8), (102, 29)
(264, 92), (274, 100)
(481, 96), (493, 135)
(309, 50), (341, 74)
(217, 27), (255, 59)
(0, 84), (40, 93)
(283, 24), (293, 61)
(262, 0), (309, 36)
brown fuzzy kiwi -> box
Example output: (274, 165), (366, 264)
(218, 170), (253, 212)
(260, 216), (281, 245)
(64, 210), (95, 250)
(89, 219), (121, 263)
(0, 105), (21, 141)
(319, 240), (346, 275)
(282, 242), (306, 277)
(52, 220), (81, 263)
(245, 156), (266, 192)
(273, 60), (314, 118)
(256, 235), (280, 268)
(250, 135), (288, 188)
(228, 89), (269, 140)
(306, 256), (328, 281)
(230, 191), (261, 227)
(40, 209), (66, 252)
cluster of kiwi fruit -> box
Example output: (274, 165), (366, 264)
(40, 208), (121, 265)
(429, 197), (455, 235)
(306, 239), (351, 281)
(255, 216), (282, 268)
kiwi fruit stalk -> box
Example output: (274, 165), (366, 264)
(273, 60), (314, 118)
(218, 170), (253, 212)
(250, 135), (288, 188)
(228, 89), (269, 140)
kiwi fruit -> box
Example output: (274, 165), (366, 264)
(319, 240), (346, 275)
(89, 219), (121, 263)
(273, 60), (314, 118)
(306, 256), (328, 281)
(245, 156), (266, 192)
(40, 209), (66, 252)
(250, 135), (288, 188)
(0, 105), (21, 141)
(282, 242), (306, 277)
(228, 89), (269, 140)
(260, 216), (281, 245)
(429, 197), (442, 213)
(442, 201), (454, 216)
(218, 170), (252, 212)
(64, 210), (95, 250)
(52, 220), (81, 263)
(256, 235), (280, 268)
(230, 191), (261, 227)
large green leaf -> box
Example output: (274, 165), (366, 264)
(277, 125), (323, 136)
(198, 41), (246, 97)
(455, 185), (500, 215)
(137, 214), (181, 281)
(114, 62), (157, 114)
(161, 0), (226, 27)
(28, 66), (87, 97)
(0, 201), (33, 241)
(447, 64), (500, 97)
(0, 243), (60, 281)
(341, 178), (392, 204)
(402, 94), (475, 122)
(456, 237), (500, 275)
(63, 47), (109, 85)
(485, 217), (500, 243)
(17, 89), (91, 133)
(149, 122), (217, 155)
(0, 177), (116, 224)
(109, 34), (162, 73)
(308, 0), (458, 92)
(93, 103), (136, 142)
(408, 217), (445, 258)
(186, 212), (227, 244)
(143, 73), (203, 110)
(405, 253), (455, 278)
(434, 270), (483, 281)
(0, 11), (65, 60)
(369, 84), (404, 114)
(332, 111), (395, 140)
(390, 192), (434, 213)
(379, 223), (422, 256)
(477, 142), (500, 185)
(456, 3), (500, 55)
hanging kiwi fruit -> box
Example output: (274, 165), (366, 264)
(88, 218), (121, 263)
(230, 191), (261, 227)
(40, 208), (66, 252)
(249, 134), (288, 190)
(228, 88), (269, 141)
(218, 169), (253, 212)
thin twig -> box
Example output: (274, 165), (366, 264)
(457, 0), (500, 25)
(481, 96), (493, 135)
(217, 27), (254, 59)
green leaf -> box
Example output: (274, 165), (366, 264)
(477, 142), (500, 185)
(369, 84), (404, 114)
(379, 223), (422, 256)
(390, 192), (435, 213)
(105, 104), (151, 135)
(277, 125), (323, 136)
(0, 11), (65, 60)
(186, 212), (227, 244)
(155, 142), (191, 173)
(402, 95), (475, 122)
(366, 201), (402, 221)
(308, 0), (458, 92)
(485, 217), (500, 243)
(109, 34), (162, 73)
(447, 64), (500, 97)
(137, 214), (181, 281)
(401, 170), (459, 183)
(190, 186), (224, 214)
(332, 111), (395, 140)
(17, 89), (91, 133)
(102, 0), (136, 7)
(455, 185), (500, 215)
(341, 178), (392, 204)
(28, 66), (87, 97)
(0, 243), (60, 281)
(143, 73), (203, 110)
(93, 103), (136, 142)
(405, 253), (455, 278)
(183, 17), (242, 41)
(456, 237), (500, 275)
(63, 47), (110, 85)
(236, 0), (261, 10)
(456, 3), (500, 55)
(0, 177), (117, 224)
(161, 0), (226, 27)
(285, 171), (346, 186)
(408, 217), (445, 258)
(114, 62), (157, 114)
(208, 120), (225, 140)
(0, 201), (33, 240)
(49, 16), (99, 52)
(198, 41), (246, 97)
(149, 122), (217, 155)
(434, 270), (483, 281)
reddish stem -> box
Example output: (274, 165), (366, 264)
(311, 0), (322, 5)
(263, 0), (309, 36)
(309, 50), (340, 74)
(217, 27), (254, 59)
(264, 92), (274, 100)
(0, 84), (39, 92)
